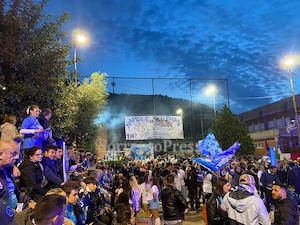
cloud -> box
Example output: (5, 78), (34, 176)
(46, 0), (300, 113)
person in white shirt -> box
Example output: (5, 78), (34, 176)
(172, 169), (182, 192)
(178, 166), (186, 199)
(148, 176), (161, 225)
(140, 175), (161, 225)
(202, 172), (213, 203)
(140, 175), (151, 213)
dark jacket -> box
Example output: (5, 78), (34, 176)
(287, 167), (300, 194)
(19, 160), (48, 200)
(38, 115), (50, 129)
(207, 194), (228, 225)
(74, 192), (90, 225)
(277, 168), (288, 184)
(274, 197), (298, 225)
(185, 168), (198, 188)
(56, 159), (64, 180)
(160, 185), (187, 221)
(231, 173), (241, 188)
(86, 190), (105, 224)
(42, 157), (62, 187)
(0, 168), (18, 225)
(260, 171), (280, 188)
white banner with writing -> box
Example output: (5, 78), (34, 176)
(125, 116), (184, 140)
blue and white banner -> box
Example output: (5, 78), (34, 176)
(125, 116), (183, 140)
(198, 131), (222, 157)
(131, 143), (154, 160)
(193, 142), (240, 172)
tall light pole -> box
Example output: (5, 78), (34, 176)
(281, 55), (300, 149)
(204, 84), (218, 116)
(72, 29), (89, 81)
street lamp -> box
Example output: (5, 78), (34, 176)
(281, 55), (300, 149)
(204, 84), (218, 115)
(176, 108), (183, 116)
(0, 83), (6, 90)
(72, 29), (89, 81)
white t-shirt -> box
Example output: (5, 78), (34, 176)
(178, 169), (186, 186)
(140, 183), (150, 204)
(148, 185), (159, 201)
(141, 183), (159, 203)
(203, 173), (213, 194)
(174, 176), (182, 191)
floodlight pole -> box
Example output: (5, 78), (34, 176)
(288, 69), (300, 148)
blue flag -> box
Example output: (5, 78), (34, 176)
(193, 142), (240, 172)
(269, 146), (277, 167)
(198, 131), (222, 158)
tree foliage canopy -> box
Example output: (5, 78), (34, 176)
(58, 73), (108, 150)
(0, 0), (108, 151)
(0, 0), (70, 115)
(212, 106), (255, 155)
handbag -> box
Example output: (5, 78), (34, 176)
(136, 209), (152, 225)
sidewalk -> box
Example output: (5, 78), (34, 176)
(160, 211), (204, 225)
(183, 211), (204, 225)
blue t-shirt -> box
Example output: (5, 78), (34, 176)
(197, 170), (204, 183)
(21, 115), (45, 149)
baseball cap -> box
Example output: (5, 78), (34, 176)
(239, 174), (256, 185)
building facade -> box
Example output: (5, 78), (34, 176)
(239, 94), (300, 155)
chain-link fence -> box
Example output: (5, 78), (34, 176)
(97, 77), (230, 147)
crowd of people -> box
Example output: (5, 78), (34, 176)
(1, 105), (300, 225)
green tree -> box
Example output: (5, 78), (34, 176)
(56, 73), (108, 151)
(0, 0), (70, 117)
(211, 106), (255, 155)
(0, 1), (108, 151)
(52, 80), (79, 137)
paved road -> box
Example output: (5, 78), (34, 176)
(159, 202), (205, 225)
(160, 210), (204, 225)
(183, 211), (204, 225)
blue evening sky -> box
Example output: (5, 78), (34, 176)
(45, 0), (300, 113)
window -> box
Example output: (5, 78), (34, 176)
(248, 125), (253, 132)
(254, 143), (264, 148)
(268, 120), (275, 129)
(277, 118), (284, 127)
(254, 123), (260, 131)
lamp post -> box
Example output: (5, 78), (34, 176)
(204, 84), (218, 116)
(282, 55), (300, 149)
(72, 30), (89, 81)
